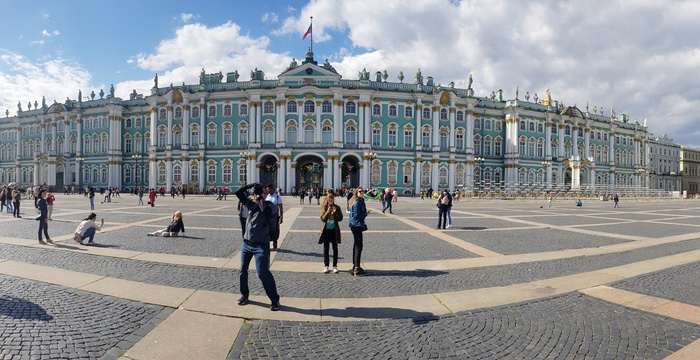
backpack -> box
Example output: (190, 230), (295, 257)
(440, 195), (450, 206)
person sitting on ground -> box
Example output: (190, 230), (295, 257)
(73, 213), (104, 245)
(148, 211), (185, 237)
(576, 198), (583, 208)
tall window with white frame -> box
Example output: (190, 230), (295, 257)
(344, 125), (356, 146)
(388, 128), (397, 147)
(239, 127), (248, 146)
(207, 164), (216, 183)
(422, 128), (430, 148)
(322, 125), (332, 146)
(404, 128), (413, 148)
(263, 125), (275, 145)
(190, 164), (198, 184)
(173, 164), (181, 184)
(222, 163), (232, 183)
(287, 125), (297, 144)
(158, 164), (166, 184)
(372, 128), (381, 147)
(304, 124), (314, 144)
(223, 127), (232, 146)
(238, 161), (246, 184)
(456, 132), (464, 151)
(403, 164), (413, 186)
(208, 126), (216, 147)
(387, 163), (397, 185)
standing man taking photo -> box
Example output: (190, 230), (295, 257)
(235, 183), (281, 311)
(265, 183), (283, 249)
(36, 189), (52, 244)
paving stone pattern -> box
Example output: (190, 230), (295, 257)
(612, 260), (700, 307)
(229, 292), (700, 359)
(0, 274), (170, 360)
(1, 239), (699, 298)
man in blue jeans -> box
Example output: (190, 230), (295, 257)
(235, 183), (281, 311)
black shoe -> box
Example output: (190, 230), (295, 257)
(270, 301), (280, 311)
(237, 296), (249, 306)
(45, 238), (53, 244)
(16, 216), (21, 218)
(38, 240), (46, 244)
(354, 267), (366, 276)
(273, 242), (278, 250)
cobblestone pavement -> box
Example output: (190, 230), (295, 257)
(2, 239), (699, 298)
(612, 260), (700, 307)
(0, 274), (171, 360)
(229, 292), (700, 359)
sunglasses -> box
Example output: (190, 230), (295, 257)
(358, 190), (364, 193)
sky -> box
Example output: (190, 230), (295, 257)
(1, 0), (699, 148)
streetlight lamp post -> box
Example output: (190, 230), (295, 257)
(131, 154), (143, 191)
(239, 151), (252, 185)
(474, 156), (485, 194)
(364, 152), (377, 190)
(76, 157), (85, 193)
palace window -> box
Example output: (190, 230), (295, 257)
(537, 142), (544, 158)
(240, 104), (248, 117)
(287, 125), (298, 144)
(404, 129), (413, 148)
(372, 164), (381, 185)
(158, 129), (166, 148)
(287, 101), (298, 113)
(440, 132), (448, 151)
(191, 106), (200, 119)
(456, 132), (464, 150)
(484, 138), (491, 156)
(263, 125), (275, 145)
(190, 164), (199, 183)
(529, 122), (535, 132)
(92, 137), (99, 154)
(372, 128), (381, 147)
(474, 137), (481, 155)
(422, 107), (431, 119)
(520, 120), (527, 132)
(345, 101), (355, 114)
(304, 100), (315, 113)
(207, 165), (216, 183)
(484, 120), (492, 131)
(551, 124), (557, 133)
(537, 123), (544, 133)
(519, 138), (526, 156)
(158, 165), (166, 184)
(372, 104), (381, 117)
(456, 111), (464, 122)
(173, 164), (182, 184)
(135, 165), (142, 185)
(208, 127), (216, 147)
(440, 109), (447, 120)
(264, 101), (274, 114)
(495, 138), (502, 157)
(495, 121), (502, 132)
(528, 139), (535, 157)
(404, 106), (413, 118)
(455, 165), (464, 186)
(322, 101), (332, 113)
(304, 124), (314, 143)
(159, 108), (166, 121)
(223, 127), (232, 146)
(173, 130), (182, 148)
(439, 167), (448, 186)
(125, 118), (132, 128)
(422, 164), (430, 186)
(565, 125), (571, 136)
(237, 161), (246, 183)
(404, 164), (413, 186)
(387, 163), (397, 185)
(191, 127), (199, 146)
(474, 118), (481, 130)
(422, 129), (431, 148)
(603, 133), (608, 142)
(175, 107), (182, 120)
(578, 128), (584, 137)
(223, 104), (232, 117)
(92, 168), (98, 183)
(388, 128), (397, 147)
(565, 144), (572, 158)
(389, 105), (397, 117)
(125, 137), (132, 153)
(344, 125), (356, 145)
(322, 125), (332, 146)
(101, 167), (108, 183)
(222, 164), (232, 183)
(208, 106), (217, 118)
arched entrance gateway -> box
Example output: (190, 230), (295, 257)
(258, 155), (278, 187)
(340, 154), (361, 189)
(295, 155), (324, 191)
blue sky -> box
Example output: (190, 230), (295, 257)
(1, 0), (700, 148)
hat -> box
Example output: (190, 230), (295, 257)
(46, 193), (51, 197)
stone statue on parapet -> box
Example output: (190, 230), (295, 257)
(99, 89), (104, 99)
(533, 93), (538, 103)
(109, 84), (115, 98)
(359, 68), (370, 81)
(449, 81), (454, 90)
(42, 96), (46, 108)
(17, 101), (22, 112)
(200, 68), (205, 84)
(610, 106), (615, 119)
(28, 102), (32, 110)
(515, 87), (519, 99)
(154, 73), (158, 88)
(78, 90), (82, 102)
(525, 91), (530, 101)
(34, 100), (38, 109)
(5, 109), (8, 117)
(90, 90), (95, 100)
(467, 74), (473, 89)
(398, 71), (404, 83)
(585, 101), (589, 113)
(414, 68), (423, 85)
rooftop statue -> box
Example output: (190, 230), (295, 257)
(599, 107), (603, 115)
(90, 90), (95, 100)
(78, 90), (82, 102)
(382, 70), (388, 82)
(109, 84), (115, 98)
(586, 101), (589, 113)
(515, 86), (519, 100)
(42, 96), (46, 108)
(448, 81), (454, 90)
(358, 68), (369, 81)
(414, 68), (423, 85)
(291, 58), (298, 68)
(17, 101), (22, 112)
(233, 70), (239, 82)
(99, 89), (104, 99)
(200, 68), (205, 84)
(610, 106), (615, 118)
(490, 91), (496, 101)
(28, 102), (32, 110)
(525, 91), (530, 102)
(467, 74), (473, 90)
(398, 71), (404, 83)
(324, 58), (330, 67)
(34, 100), (38, 109)
(533, 93), (538, 103)
(154, 73), (158, 88)
(593, 105), (597, 114)
(5, 109), (8, 117)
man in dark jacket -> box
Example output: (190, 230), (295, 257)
(37, 189), (52, 244)
(235, 183), (281, 311)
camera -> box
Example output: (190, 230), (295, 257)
(253, 183), (264, 196)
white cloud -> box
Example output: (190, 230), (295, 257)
(180, 13), (199, 23)
(262, 12), (279, 23)
(133, 21), (292, 86)
(0, 49), (93, 116)
(274, 0), (700, 148)
(28, 40), (45, 46)
(41, 30), (60, 37)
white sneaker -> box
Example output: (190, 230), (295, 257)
(323, 266), (329, 273)
(333, 266), (339, 273)
(447, 224), (452, 228)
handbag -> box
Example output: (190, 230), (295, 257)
(362, 224), (368, 232)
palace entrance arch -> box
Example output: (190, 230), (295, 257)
(340, 154), (361, 189)
(259, 155), (278, 187)
(295, 154), (324, 191)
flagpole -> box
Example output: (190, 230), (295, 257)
(310, 16), (313, 53)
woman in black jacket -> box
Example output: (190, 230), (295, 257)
(148, 211), (185, 237)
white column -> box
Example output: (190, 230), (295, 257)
(449, 107), (456, 152)
(584, 127), (590, 158)
(431, 159), (439, 189)
(76, 115), (82, 155)
(166, 152), (172, 191)
(199, 103), (206, 147)
(256, 102), (262, 145)
(333, 98), (342, 148)
(41, 124), (47, 153)
(198, 154), (205, 192)
(150, 107), (158, 149)
(358, 102), (365, 145)
(33, 161), (40, 186)
(182, 102), (190, 149)
(609, 130), (615, 166)
(416, 105), (422, 148)
(63, 120), (70, 155)
(149, 158), (157, 190)
(364, 104), (371, 147)
(286, 159), (294, 194)
(448, 160), (455, 190)
(166, 102), (173, 150)
(557, 123), (564, 159)
(51, 120), (57, 154)
(572, 123), (579, 156)
(432, 106), (439, 151)
(315, 101), (322, 144)
(415, 159), (422, 194)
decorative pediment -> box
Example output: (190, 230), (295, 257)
(278, 61), (341, 86)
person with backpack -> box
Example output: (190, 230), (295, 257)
(436, 189), (452, 229)
(265, 183), (283, 249)
(382, 188), (394, 214)
(320, 193), (343, 273)
(11, 186), (21, 218)
(235, 183), (281, 311)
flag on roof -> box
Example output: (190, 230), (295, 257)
(302, 23), (312, 40)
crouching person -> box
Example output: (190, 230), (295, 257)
(74, 213), (104, 245)
(148, 211), (185, 237)
(235, 183), (281, 311)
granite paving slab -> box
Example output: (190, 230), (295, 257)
(229, 292), (700, 359)
(1, 239), (699, 298)
(447, 227), (630, 255)
(612, 260), (700, 307)
(407, 216), (536, 229)
(0, 274), (171, 360)
(591, 222), (698, 238)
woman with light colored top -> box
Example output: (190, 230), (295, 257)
(319, 194), (343, 273)
(73, 213), (104, 245)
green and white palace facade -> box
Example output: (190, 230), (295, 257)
(0, 52), (652, 193)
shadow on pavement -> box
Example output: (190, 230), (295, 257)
(0, 296), (54, 321)
(321, 306), (441, 322)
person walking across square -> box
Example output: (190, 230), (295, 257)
(382, 188), (393, 214)
(11, 186), (21, 218)
(614, 194), (619, 208)
(36, 189), (52, 244)
(235, 183), (281, 311)
(436, 189), (452, 229)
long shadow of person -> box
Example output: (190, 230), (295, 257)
(0, 296), (54, 321)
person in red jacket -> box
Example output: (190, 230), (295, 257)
(149, 188), (157, 207)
